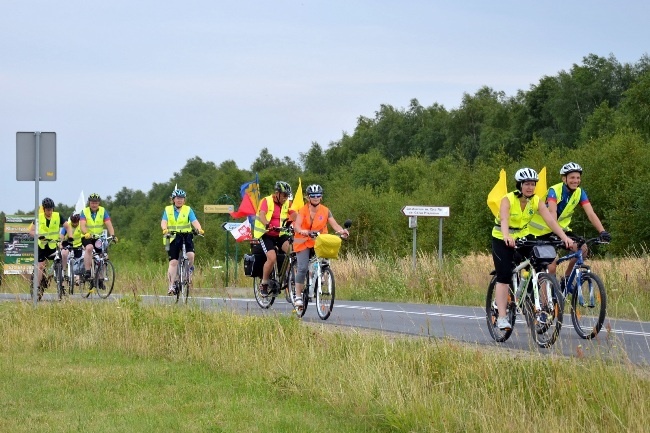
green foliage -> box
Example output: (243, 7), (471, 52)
(8, 53), (649, 263)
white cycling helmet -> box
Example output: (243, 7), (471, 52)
(306, 184), (323, 195)
(514, 168), (539, 183)
(560, 162), (583, 175)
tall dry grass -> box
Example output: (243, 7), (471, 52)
(3, 250), (649, 320)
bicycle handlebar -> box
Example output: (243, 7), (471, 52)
(514, 237), (564, 249)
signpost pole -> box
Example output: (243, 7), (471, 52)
(412, 225), (417, 270)
(32, 132), (40, 306)
(438, 217), (443, 266)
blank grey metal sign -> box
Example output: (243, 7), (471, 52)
(16, 131), (57, 181)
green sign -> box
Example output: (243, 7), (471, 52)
(3, 215), (35, 274)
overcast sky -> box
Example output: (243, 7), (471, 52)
(1, 0), (648, 214)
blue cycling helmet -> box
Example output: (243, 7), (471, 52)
(171, 189), (186, 199)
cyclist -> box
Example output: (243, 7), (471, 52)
(293, 184), (349, 308)
(252, 180), (296, 296)
(80, 193), (117, 282)
(161, 189), (204, 295)
(492, 168), (573, 331)
(528, 162), (610, 283)
(28, 198), (73, 287)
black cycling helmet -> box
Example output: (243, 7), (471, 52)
(70, 213), (80, 224)
(274, 181), (291, 195)
(88, 193), (101, 202)
(42, 197), (55, 209)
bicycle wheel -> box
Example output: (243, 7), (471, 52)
(180, 260), (191, 304)
(527, 273), (563, 348)
(571, 272), (606, 339)
(253, 274), (275, 309)
(485, 275), (515, 342)
(316, 266), (335, 320)
(285, 260), (296, 305)
(54, 262), (64, 300)
(95, 260), (115, 299)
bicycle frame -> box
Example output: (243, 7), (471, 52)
(252, 226), (296, 309)
(165, 230), (200, 304)
(486, 238), (564, 348)
(556, 240), (592, 304)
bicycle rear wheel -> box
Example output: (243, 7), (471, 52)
(94, 260), (115, 299)
(485, 275), (515, 342)
(54, 262), (64, 300)
(571, 272), (606, 339)
(527, 273), (563, 348)
(316, 266), (335, 320)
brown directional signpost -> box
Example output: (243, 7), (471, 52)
(401, 206), (450, 269)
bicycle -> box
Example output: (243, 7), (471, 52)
(64, 245), (86, 296)
(556, 236), (608, 339)
(165, 230), (202, 304)
(79, 233), (116, 299)
(29, 239), (65, 301)
(486, 238), (565, 348)
(246, 226), (296, 309)
(287, 220), (351, 320)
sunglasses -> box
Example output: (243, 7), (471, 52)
(308, 194), (322, 198)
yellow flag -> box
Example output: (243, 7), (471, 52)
(290, 178), (304, 212)
(534, 167), (547, 198)
(487, 169), (507, 218)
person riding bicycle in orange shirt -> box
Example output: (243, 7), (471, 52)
(293, 184), (349, 308)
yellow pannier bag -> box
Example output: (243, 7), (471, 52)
(314, 234), (342, 259)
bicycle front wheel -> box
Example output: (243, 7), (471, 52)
(54, 262), (65, 300)
(253, 275), (275, 309)
(571, 272), (606, 339)
(95, 260), (115, 299)
(180, 260), (191, 304)
(316, 266), (335, 320)
(527, 273), (563, 348)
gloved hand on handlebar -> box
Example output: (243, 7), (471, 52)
(599, 231), (611, 242)
(84, 232), (91, 239)
(112, 236), (118, 244)
(162, 229), (169, 235)
(198, 228), (205, 235)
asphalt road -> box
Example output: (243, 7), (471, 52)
(4, 291), (649, 365)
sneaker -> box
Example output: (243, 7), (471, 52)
(496, 317), (511, 331)
(189, 266), (194, 274)
(167, 285), (176, 295)
(98, 280), (105, 290)
(259, 283), (269, 297)
(294, 297), (304, 308)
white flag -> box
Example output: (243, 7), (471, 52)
(74, 190), (85, 214)
(230, 219), (252, 242)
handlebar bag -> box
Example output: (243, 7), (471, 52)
(314, 234), (342, 259)
(531, 245), (557, 265)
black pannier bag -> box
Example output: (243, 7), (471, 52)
(244, 254), (265, 278)
(243, 252), (286, 278)
(531, 244), (557, 266)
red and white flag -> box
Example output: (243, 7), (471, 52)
(230, 219), (252, 242)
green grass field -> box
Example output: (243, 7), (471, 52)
(1, 299), (649, 432)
